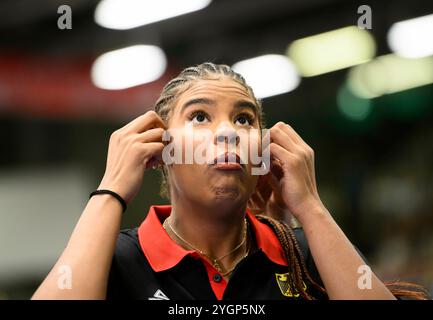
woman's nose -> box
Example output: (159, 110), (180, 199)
(214, 123), (240, 146)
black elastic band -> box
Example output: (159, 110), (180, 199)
(89, 189), (127, 212)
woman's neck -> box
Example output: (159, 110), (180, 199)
(167, 195), (250, 273)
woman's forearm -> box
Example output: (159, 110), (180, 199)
(32, 111), (166, 300)
(32, 194), (123, 300)
(298, 202), (396, 300)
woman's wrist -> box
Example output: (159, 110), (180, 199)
(292, 198), (330, 227)
(87, 192), (124, 214)
(89, 189), (127, 212)
(98, 178), (128, 202)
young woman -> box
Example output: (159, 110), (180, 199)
(32, 63), (428, 300)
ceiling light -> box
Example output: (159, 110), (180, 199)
(287, 26), (376, 77)
(388, 13), (433, 58)
(95, 0), (212, 30)
(232, 54), (300, 99)
(91, 45), (167, 90)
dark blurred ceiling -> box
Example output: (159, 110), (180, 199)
(0, 0), (432, 125)
(1, 0), (432, 66)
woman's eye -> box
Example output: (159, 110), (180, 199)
(189, 111), (209, 124)
(235, 114), (254, 126)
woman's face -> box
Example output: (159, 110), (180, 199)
(165, 77), (262, 214)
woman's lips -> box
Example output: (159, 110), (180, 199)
(212, 162), (243, 170)
(211, 152), (243, 171)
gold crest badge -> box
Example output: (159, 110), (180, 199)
(275, 273), (307, 298)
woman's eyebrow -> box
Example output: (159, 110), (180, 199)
(234, 100), (258, 116)
(181, 98), (215, 114)
(180, 97), (258, 115)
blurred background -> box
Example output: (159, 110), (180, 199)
(0, 0), (432, 299)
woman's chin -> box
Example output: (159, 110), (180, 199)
(208, 185), (246, 207)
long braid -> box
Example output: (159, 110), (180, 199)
(263, 215), (298, 294)
(256, 214), (327, 299)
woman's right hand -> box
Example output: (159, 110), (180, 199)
(98, 110), (166, 204)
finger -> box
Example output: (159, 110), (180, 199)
(136, 127), (165, 143)
(270, 142), (296, 165)
(124, 111), (166, 134)
(261, 141), (292, 179)
(280, 123), (316, 186)
(278, 122), (312, 151)
(269, 158), (285, 181)
(271, 142), (316, 195)
(274, 122), (303, 144)
(273, 122), (315, 173)
(142, 142), (165, 164)
(270, 126), (298, 154)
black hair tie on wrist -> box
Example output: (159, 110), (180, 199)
(89, 189), (127, 213)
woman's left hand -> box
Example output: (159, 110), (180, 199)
(266, 121), (325, 222)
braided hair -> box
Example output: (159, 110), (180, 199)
(256, 214), (327, 299)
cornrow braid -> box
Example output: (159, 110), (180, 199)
(155, 62), (262, 124)
(255, 214), (327, 300)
